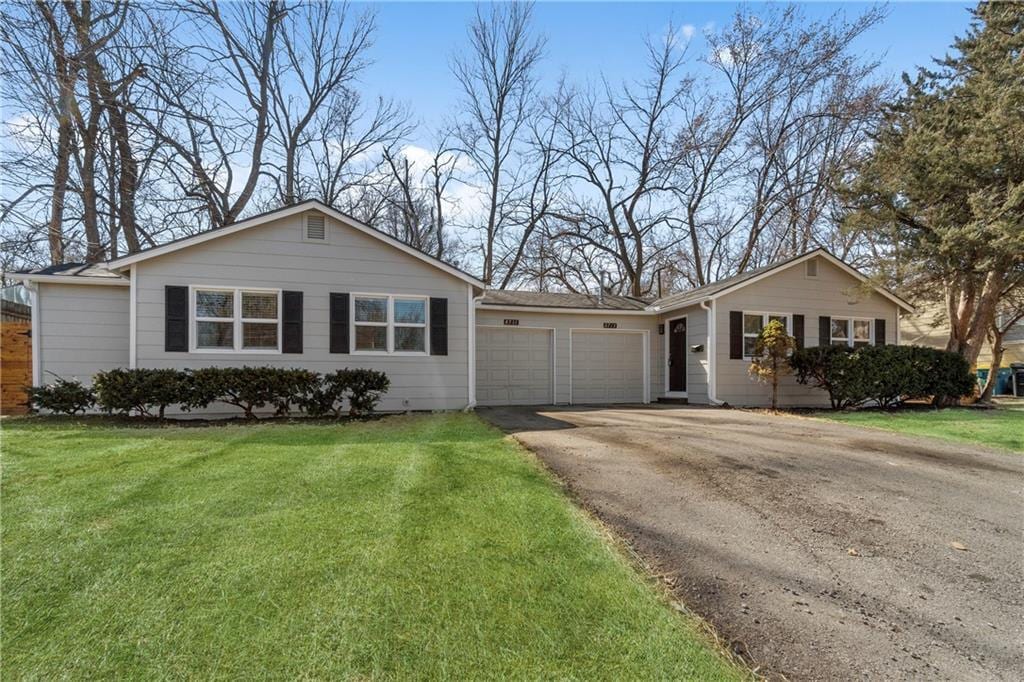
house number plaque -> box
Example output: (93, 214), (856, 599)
(503, 319), (520, 326)
(603, 322), (618, 329)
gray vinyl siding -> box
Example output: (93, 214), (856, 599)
(656, 304), (709, 404)
(475, 308), (661, 404)
(37, 283), (129, 384)
(712, 256), (901, 408)
(133, 211), (472, 413)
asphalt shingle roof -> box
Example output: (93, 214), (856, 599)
(480, 290), (650, 311)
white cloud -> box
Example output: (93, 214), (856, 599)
(399, 144), (474, 174)
(4, 113), (51, 145)
(664, 23), (697, 51)
(714, 46), (734, 66)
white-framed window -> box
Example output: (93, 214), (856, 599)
(352, 294), (428, 354)
(743, 311), (790, 358)
(831, 317), (873, 348)
(192, 286), (281, 353)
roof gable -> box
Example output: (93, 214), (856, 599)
(105, 200), (484, 287)
(649, 249), (914, 313)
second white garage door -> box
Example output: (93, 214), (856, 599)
(476, 327), (554, 406)
(570, 330), (647, 404)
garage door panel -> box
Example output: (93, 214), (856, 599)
(476, 327), (553, 406)
(571, 331), (644, 404)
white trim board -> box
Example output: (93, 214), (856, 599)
(129, 265), (137, 368)
(467, 285), (478, 408)
(28, 282), (40, 386)
(105, 199), (485, 288)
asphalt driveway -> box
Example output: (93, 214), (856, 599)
(480, 405), (1024, 681)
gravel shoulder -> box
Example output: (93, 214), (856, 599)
(480, 405), (1024, 681)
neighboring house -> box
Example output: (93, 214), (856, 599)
(7, 199), (914, 412)
(904, 301), (1024, 395)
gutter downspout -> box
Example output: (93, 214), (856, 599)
(700, 298), (725, 406)
(26, 281), (41, 386)
(466, 287), (484, 410)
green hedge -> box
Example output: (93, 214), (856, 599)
(789, 344), (975, 409)
(28, 367), (390, 419)
(94, 368), (187, 418)
(25, 378), (95, 415)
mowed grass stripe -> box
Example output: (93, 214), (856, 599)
(2, 414), (744, 680)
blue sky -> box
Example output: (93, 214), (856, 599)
(360, 1), (973, 147)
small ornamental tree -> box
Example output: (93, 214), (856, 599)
(748, 319), (796, 410)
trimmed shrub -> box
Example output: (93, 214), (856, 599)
(853, 345), (922, 408)
(182, 367), (277, 418)
(300, 375), (346, 418)
(343, 368), (391, 416)
(305, 368), (391, 418)
(269, 369), (321, 416)
(26, 378), (95, 415)
(789, 345), (862, 409)
(790, 344), (975, 409)
(181, 367), (330, 418)
(921, 347), (975, 405)
(94, 368), (187, 418)
(27, 366), (393, 420)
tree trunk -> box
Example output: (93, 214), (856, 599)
(946, 269), (1004, 369)
(78, 79), (104, 261)
(979, 326), (1007, 403)
(47, 119), (71, 264)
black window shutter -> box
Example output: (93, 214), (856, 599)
(793, 314), (805, 350)
(282, 291), (303, 353)
(729, 311), (743, 359)
(330, 293), (349, 353)
(165, 286), (189, 352)
(819, 316), (831, 347)
(874, 318), (886, 346)
(430, 297), (448, 356)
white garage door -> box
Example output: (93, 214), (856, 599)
(571, 331), (646, 404)
(476, 327), (553, 406)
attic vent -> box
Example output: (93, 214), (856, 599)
(305, 215), (326, 241)
(806, 258), (818, 277)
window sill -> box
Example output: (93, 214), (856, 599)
(190, 348), (283, 354)
(351, 350), (429, 357)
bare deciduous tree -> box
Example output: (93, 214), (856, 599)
(268, 0), (374, 205)
(451, 1), (545, 285)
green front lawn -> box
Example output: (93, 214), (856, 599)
(816, 406), (1024, 453)
(2, 414), (743, 680)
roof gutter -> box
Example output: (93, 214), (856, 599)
(3, 272), (129, 286)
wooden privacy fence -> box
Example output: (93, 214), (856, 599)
(1, 322), (31, 415)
